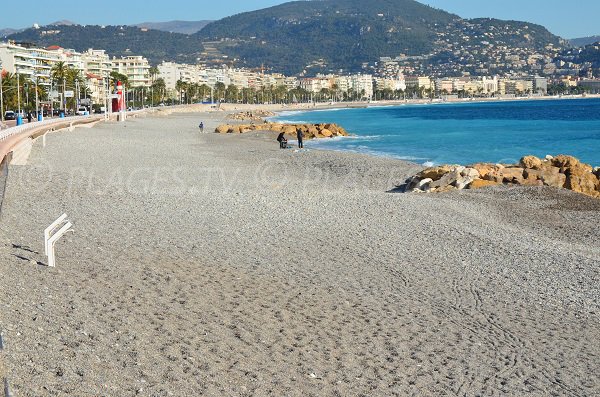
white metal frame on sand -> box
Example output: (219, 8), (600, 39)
(44, 214), (73, 267)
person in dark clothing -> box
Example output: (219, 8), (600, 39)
(199, 122), (204, 132)
(297, 129), (304, 149)
(277, 132), (287, 149)
(27, 112), (32, 123)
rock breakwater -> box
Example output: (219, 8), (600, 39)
(229, 110), (276, 122)
(404, 155), (600, 198)
(215, 122), (349, 139)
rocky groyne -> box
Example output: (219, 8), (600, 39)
(404, 155), (600, 198)
(229, 110), (276, 122)
(215, 122), (350, 139)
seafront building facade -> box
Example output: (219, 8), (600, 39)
(0, 42), (151, 104)
(111, 56), (151, 87)
(0, 40), (594, 108)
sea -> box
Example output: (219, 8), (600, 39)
(272, 98), (600, 167)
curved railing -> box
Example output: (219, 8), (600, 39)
(0, 115), (101, 142)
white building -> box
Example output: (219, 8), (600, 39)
(111, 56), (151, 87)
(349, 74), (374, 98)
(81, 49), (112, 80)
(0, 42), (58, 88)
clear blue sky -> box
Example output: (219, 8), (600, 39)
(0, 0), (598, 38)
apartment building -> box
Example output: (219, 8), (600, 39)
(82, 49), (112, 79)
(405, 76), (433, 91)
(0, 42), (58, 88)
(299, 77), (331, 93)
(111, 56), (151, 87)
(349, 74), (374, 98)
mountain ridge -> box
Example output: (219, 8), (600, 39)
(193, 0), (564, 74)
(134, 20), (213, 35)
(570, 35), (600, 47)
(4, 0), (568, 75)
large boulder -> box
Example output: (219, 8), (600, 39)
(520, 155), (543, 169)
(470, 163), (503, 179)
(523, 168), (566, 188)
(468, 179), (501, 189)
(552, 155), (580, 169)
(239, 125), (252, 133)
(455, 175), (476, 190)
(486, 167), (524, 184)
(282, 126), (297, 135)
(307, 127), (319, 138)
(320, 129), (333, 138)
(430, 170), (461, 189)
(215, 125), (229, 134)
(417, 165), (455, 181)
(566, 172), (600, 197)
(416, 178), (433, 191)
(461, 167), (480, 179)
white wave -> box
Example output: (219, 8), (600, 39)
(272, 110), (306, 117)
(269, 119), (308, 124)
(422, 161), (435, 167)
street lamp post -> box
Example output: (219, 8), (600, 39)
(35, 77), (39, 120)
(0, 71), (4, 122)
(17, 73), (21, 115)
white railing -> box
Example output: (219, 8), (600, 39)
(0, 115), (99, 143)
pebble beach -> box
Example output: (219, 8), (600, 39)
(0, 109), (599, 396)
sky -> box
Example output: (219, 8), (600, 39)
(0, 0), (598, 39)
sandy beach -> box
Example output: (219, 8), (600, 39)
(0, 109), (599, 396)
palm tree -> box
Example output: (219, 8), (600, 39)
(198, 84), (211, 102)
(1, 72), (18, 116)
(149, 66), (159, 85)
(214, 82), (226, 102)
(175, 80), (188, 104)
(51, 61), (69, 110)
(225, 84), (238, 103)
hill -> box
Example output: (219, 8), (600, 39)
(135, 20), (212, 35)
(0, 28), (23, 37)
(5, 0), (566, 75)
(570, 35), (600, 47)
(193, 0), (565, 75)
(556, 42), (600, 70)
(6, 24), (205, 65)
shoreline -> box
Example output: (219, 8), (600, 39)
(263, 96), (600, 168)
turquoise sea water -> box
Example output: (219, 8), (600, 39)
(272, 99), (600, 166)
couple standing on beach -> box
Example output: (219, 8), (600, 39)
(277, 129), (303, 149)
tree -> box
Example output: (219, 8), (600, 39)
(151, 77), (166, 104)
(149, 66), (159, 84)
(51, 61), (69, 110)
(175, 80), (188, 104)
(198, 84), (211, 102)
(1, 72), (18, 114)
(214, 82), (226, 101)
(109, 71), (129, 90)
(225, 84), (239, 103)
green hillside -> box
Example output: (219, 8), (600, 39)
(196, 0), (459, 73)
(7, 24), (205, 65)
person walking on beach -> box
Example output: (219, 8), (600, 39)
(27, 112), (32, 123)
(199, 122), (204, 132)
(297, 129), (304, 149)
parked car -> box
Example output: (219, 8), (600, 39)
(76, 106), (88, 116)
(4, 111), (16, 120)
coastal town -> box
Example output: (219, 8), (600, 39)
(1, 37), (600, 121)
